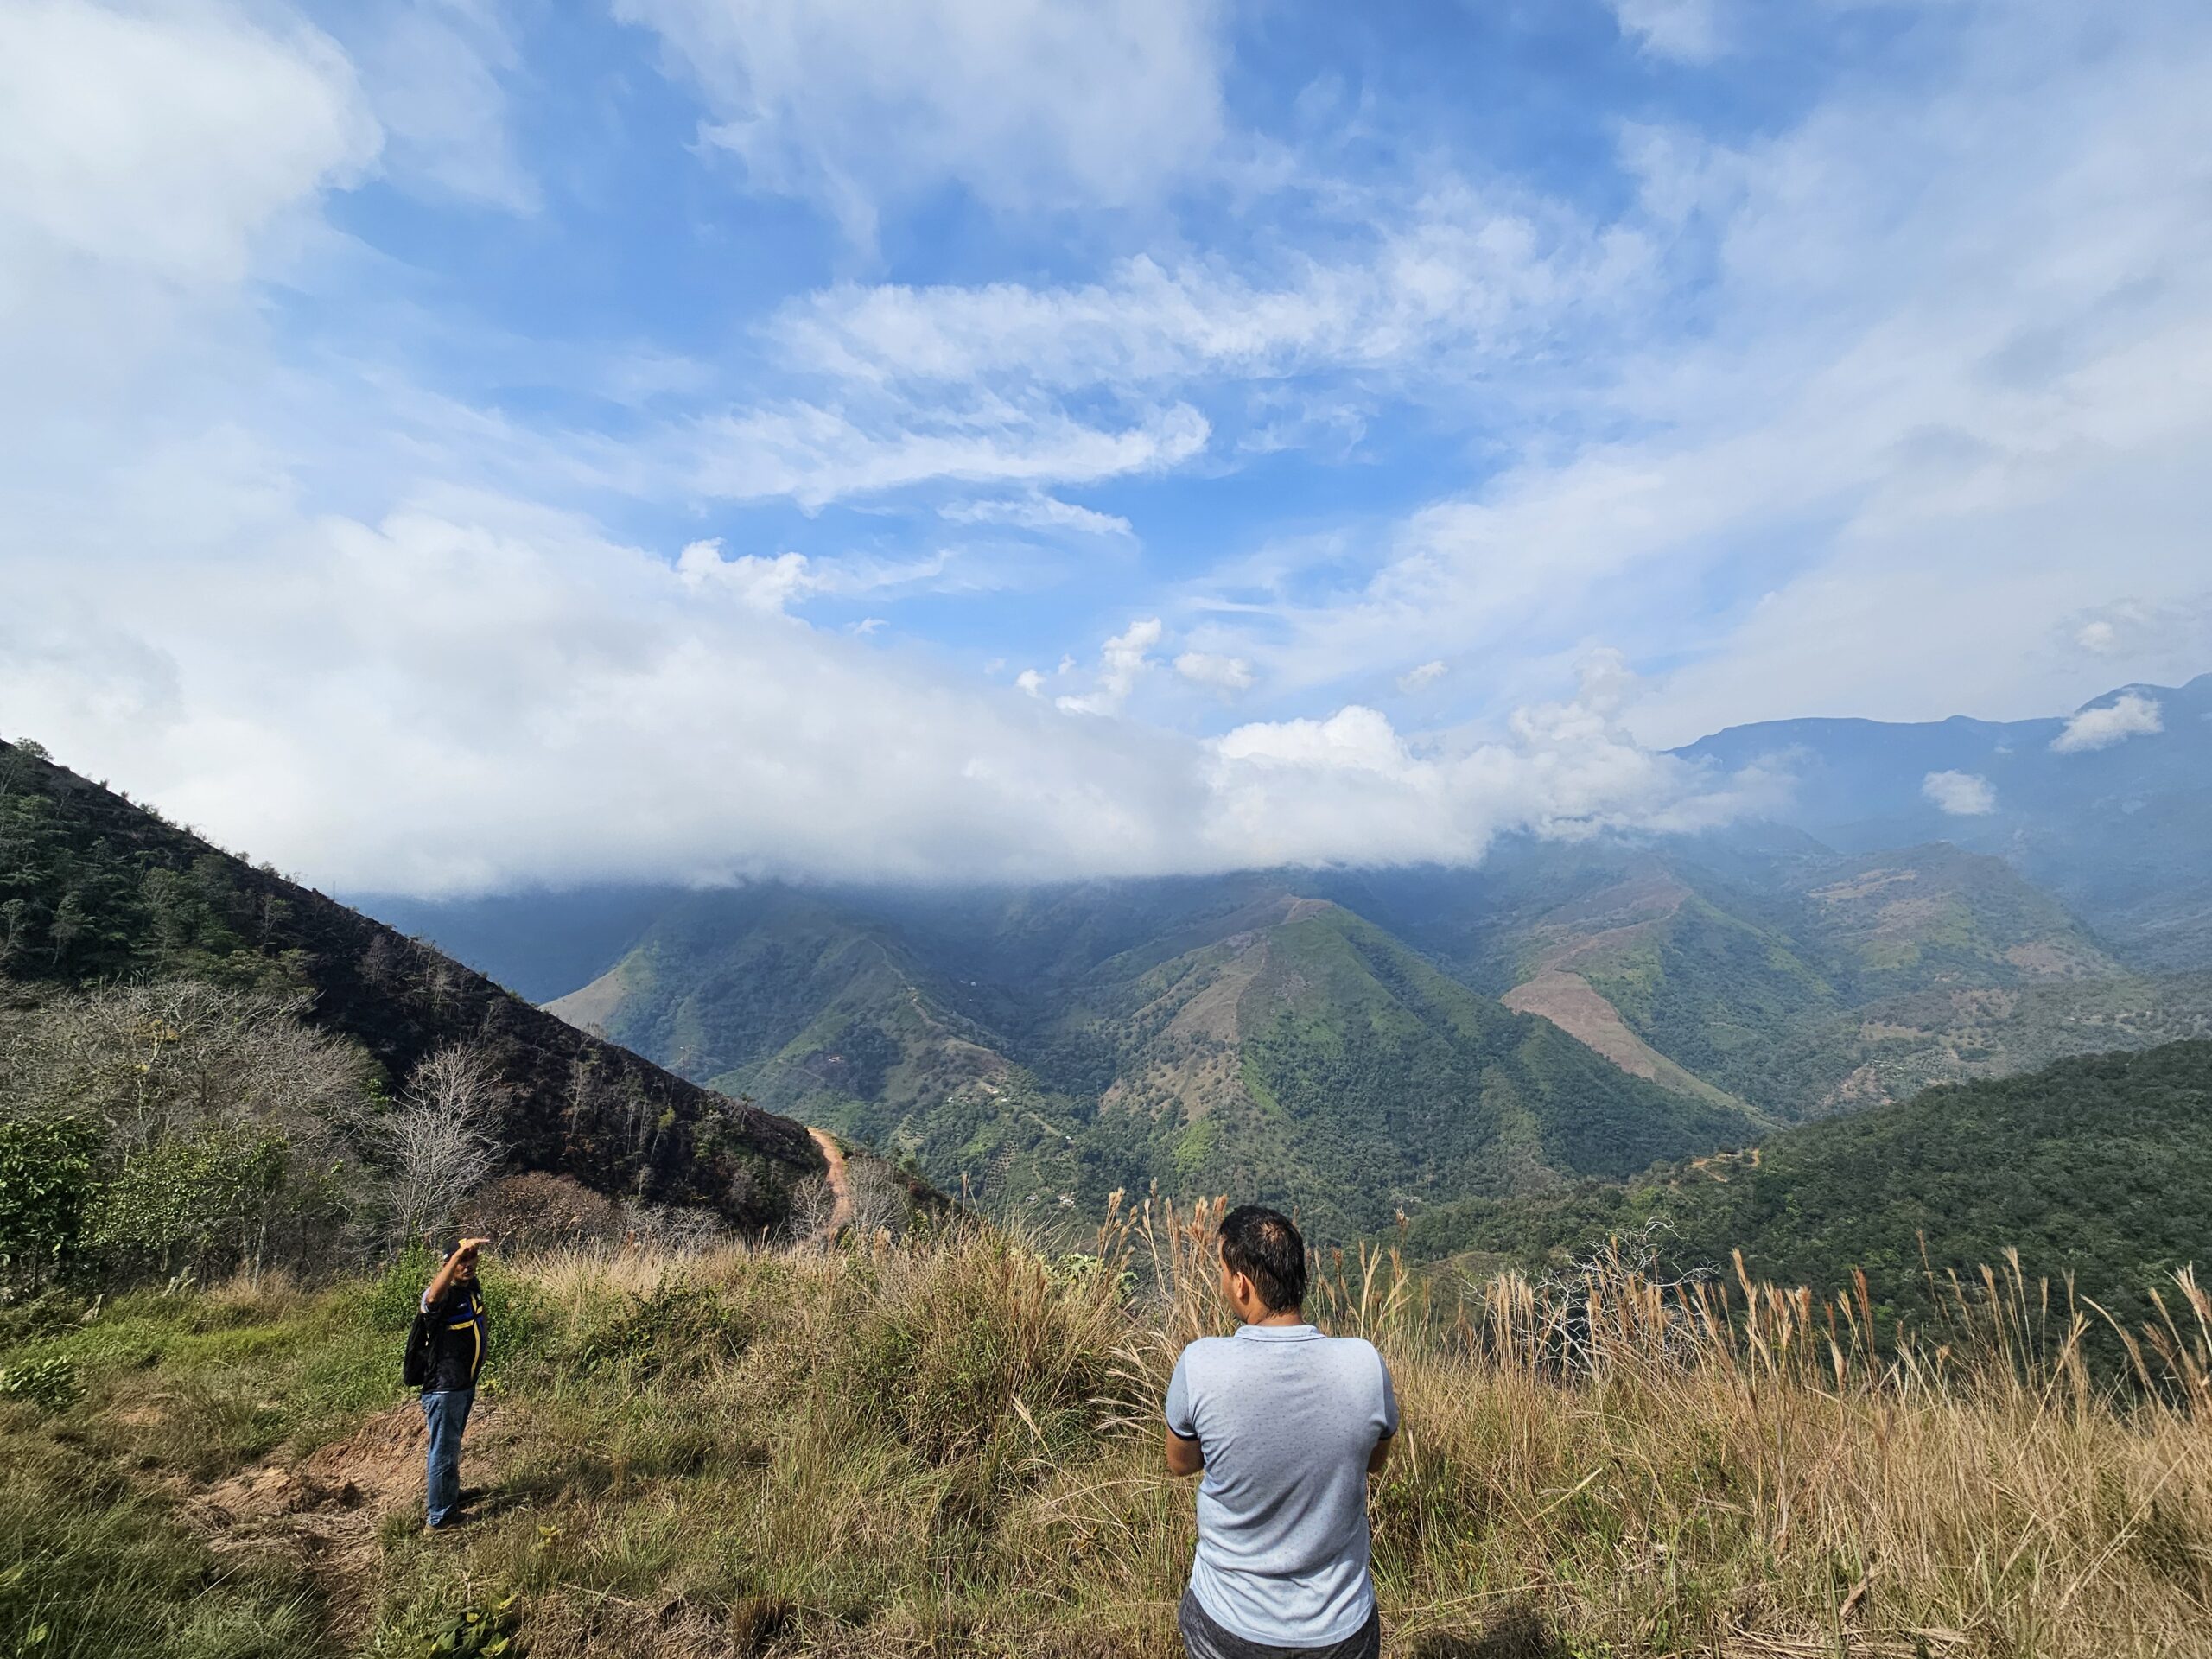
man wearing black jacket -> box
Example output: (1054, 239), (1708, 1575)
(418, 1236), (491, 1530)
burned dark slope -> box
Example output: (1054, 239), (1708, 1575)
(0, 738), (823, 1230)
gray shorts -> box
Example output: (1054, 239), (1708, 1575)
(1177, 1588), (1382, 1659)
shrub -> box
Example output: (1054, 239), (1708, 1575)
(459, 1172), (624, 1255)
(0, 1116), (100, 1285)
(836, 1227), (1122, 1468)
(0, 1354), (80, 1413)
(575, 1275), (755, 1382)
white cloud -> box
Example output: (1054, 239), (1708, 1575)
(772, 198), (1649, 399)
(673, 538), (950, 612)
(1922, 770), (1997, 815)
(1173, 651), (1253, 691)
(939, 494), (1134, 537)
(1202, 677), (1785, 870)
(1057, 617), (1163, 715)
(615, 0), (1223, 236)
(1, 456), (1786, 891)
(1170, 0), (2212, 743)
(2050, 692), (2164, 753)
(2062, 596), (2212, 681)
(681, 399), (1208, 511)
(1605, 0), (1722, 64)
(0, 0), (378, 289)
(346, 0), (536, 212)
(1397, 659), (1448, 693)
(1014, 668), (1045, 696)
(677, 541), (813, 611)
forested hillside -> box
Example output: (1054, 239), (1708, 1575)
(1398, 1041), (2212, 1328)
(1326, 838), (2212, 1117)
(0, 738), (824, 1238)
(547, 878), (1764, 1239)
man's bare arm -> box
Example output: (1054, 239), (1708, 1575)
(1367, 1432), (1394, 1475)
(422, 1238), (490, 1308)
(1165, 1428), (1205, 1477)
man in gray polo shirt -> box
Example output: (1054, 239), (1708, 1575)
(1164, 1205), (1399, 1659)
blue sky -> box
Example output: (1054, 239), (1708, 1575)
(3, 0), (2209, 893)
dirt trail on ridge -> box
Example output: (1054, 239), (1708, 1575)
(808, 1126), (855, 1235)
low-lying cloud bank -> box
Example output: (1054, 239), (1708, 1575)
(0, 492), (1779, 896)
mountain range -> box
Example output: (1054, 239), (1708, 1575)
(351, 675), (2212, 1243)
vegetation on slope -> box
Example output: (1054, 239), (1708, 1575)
(3, 1206), (2208, 1657)
(1400, 1041), (2212, 1332)
(0, 738), (822, 1230)
(550, 886), (1766, 1243)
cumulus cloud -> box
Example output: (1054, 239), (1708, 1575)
(1202, 676), (1784, 870)
(1174, 651), (1253, 692)
(1922, 770), (1997, 815)
(2050, 692), (2164, 753)
(615, 0), (1223, 237)
(0, 0), (378, 290)
(673, 538), (950, 612)
(1057, 618), (1163, 715)
(2, 463), (1786, 892)
(1014, 668), (1046, 696)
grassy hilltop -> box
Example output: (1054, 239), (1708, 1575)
(5, 1204), (2210, 1658)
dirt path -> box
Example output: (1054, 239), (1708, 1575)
(807, 1125), (855, 1236)
(181, 1396), (521, 1636)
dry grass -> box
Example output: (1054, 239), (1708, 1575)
(10, 1206), (2212, 1657)
(425, 1200), (2212, 1657)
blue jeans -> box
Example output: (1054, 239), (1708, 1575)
(422, 1387), (475, 1527)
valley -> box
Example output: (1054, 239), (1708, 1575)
(363, 675), (2212, 1250)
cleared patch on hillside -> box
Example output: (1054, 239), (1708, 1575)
(1503, 969), (1745, 1110)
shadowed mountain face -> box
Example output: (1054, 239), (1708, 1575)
(0, 740), (824, 1231)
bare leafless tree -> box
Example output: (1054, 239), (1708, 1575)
(846, 1160), (912, 1243)
(370, 1043), (505, 1249)
(786, 1173), (840, 1245)
(620, 1200), (723, 1255)
(0, 980), (366, 1159)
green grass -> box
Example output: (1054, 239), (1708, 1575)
(6, 1204), (2210, 1658)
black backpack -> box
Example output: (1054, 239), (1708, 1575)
(402, 1306), (435, 1389)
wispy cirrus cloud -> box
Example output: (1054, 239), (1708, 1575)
(615, 0), (1225, 240)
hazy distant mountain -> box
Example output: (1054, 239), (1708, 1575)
(1676, 673), (2212, 970)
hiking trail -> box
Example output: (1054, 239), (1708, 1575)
(807, 1125), (854, 1236)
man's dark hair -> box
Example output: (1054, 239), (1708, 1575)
(1219, 1205), (1306, 1313)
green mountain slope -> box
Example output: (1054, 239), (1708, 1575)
(0, 739), (823, 1229)
(543, 881), (1764, 1241)
(1401, 1041), (2212, 1327)
(1338, 840), (2186, 1122)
